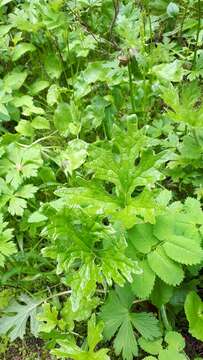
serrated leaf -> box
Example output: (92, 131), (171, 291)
(131, 312), (161, 340)
(114, 320), (138, 360)
(131, 259), (155, 299)
(147, 247), (184, 286)
(128, 223), (158, 254)
(163, 235), (203, 265)
(8, 196), (27, 216)
(100, 285), (160, 360)
(0, 295), (41, 340)
(138, 337), (162, 355)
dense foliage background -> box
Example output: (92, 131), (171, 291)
(0, 0), (202, 359)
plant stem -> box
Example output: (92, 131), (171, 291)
(160, 305), (172, 331)
(193, 0), (201, 68)
(128, 62), (136, 113)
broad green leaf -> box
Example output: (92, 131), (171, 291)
(56, 139), (88, 175)
(184, 291), (203, 341)
(151, 279), (173, 308)
(8, 196), (27, 216)
(158, 348), (187, 360)
(54, 102), (73, 135)
(163, 235), (203, 265)
(53, 315), (110, 360)
(100, 286), (160, 360)
(31, 116), (50, 129)
(0, 295), (41, 340)
(147, 247), (184, 286)
(12, 42), (36, 61)
(0, 0), (12, 7)
(138, 337), (162, 355)
(165, 331), (185, 351)
(131, 312), (161, 340)
(3, 71), (27, 91)
(44, 52), (62, 79)
(37, 303), (58, 333)
(29, 80), (49, 95)
(28, 211), (47, 223)
(128, 223), (158, 254)
(131, 260), (156, 299)
(153, 60), (185, 82)
(0, 214), (16, 267)
(15, 120), (34, 137)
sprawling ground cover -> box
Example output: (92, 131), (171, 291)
(0, 0), (202, 359)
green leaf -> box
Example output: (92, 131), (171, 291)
(100, 286), (138, 360)
(31, 116), (50, 130)
(151, 279), (173, 308)
(0, 0), (12, 8)
(0, 143), (43, 189)
(15, 120), (34, 137)
(0, 295), (41, 340)
(138, 337), (162, 355)
(44, 52), (62, 79)
(54, 102), (73, 135)
(0, 214), (16, 267)
(131, 259), (156, 299)
(158, 348), (187, 360)
(100, 285), (160, 360)
(29, 80), (49, 95)
(147, 247), (184, 286)
(131, 312), (161, 340)
(37, 303), (58, 333)
(8, 196), (27, 216)
(3, 70), (27, 91)
(52, 315), (110, 360)
(128, 223), (158, 254)
(12, 42), (36, 61)
(153, 60), (185, 82)
(165, 331), (185, 351)
(56, 139), (88, 175)
(184, 291), (203, 341)
(163, 235), (203, 265)
(28, 211), (47, 223)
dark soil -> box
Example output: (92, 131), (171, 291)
(0, 337), (53, 360)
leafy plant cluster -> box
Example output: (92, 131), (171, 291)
(0, 0), (203, 359)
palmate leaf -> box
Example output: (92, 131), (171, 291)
(100, 285), (161, 360)
(52, 315), (110, 360)
(0, 143), (43, 189)
(161, 81), (203, 127)
(0, 294), (42, 340)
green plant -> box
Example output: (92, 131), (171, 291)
(0, 0), (202, 359)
